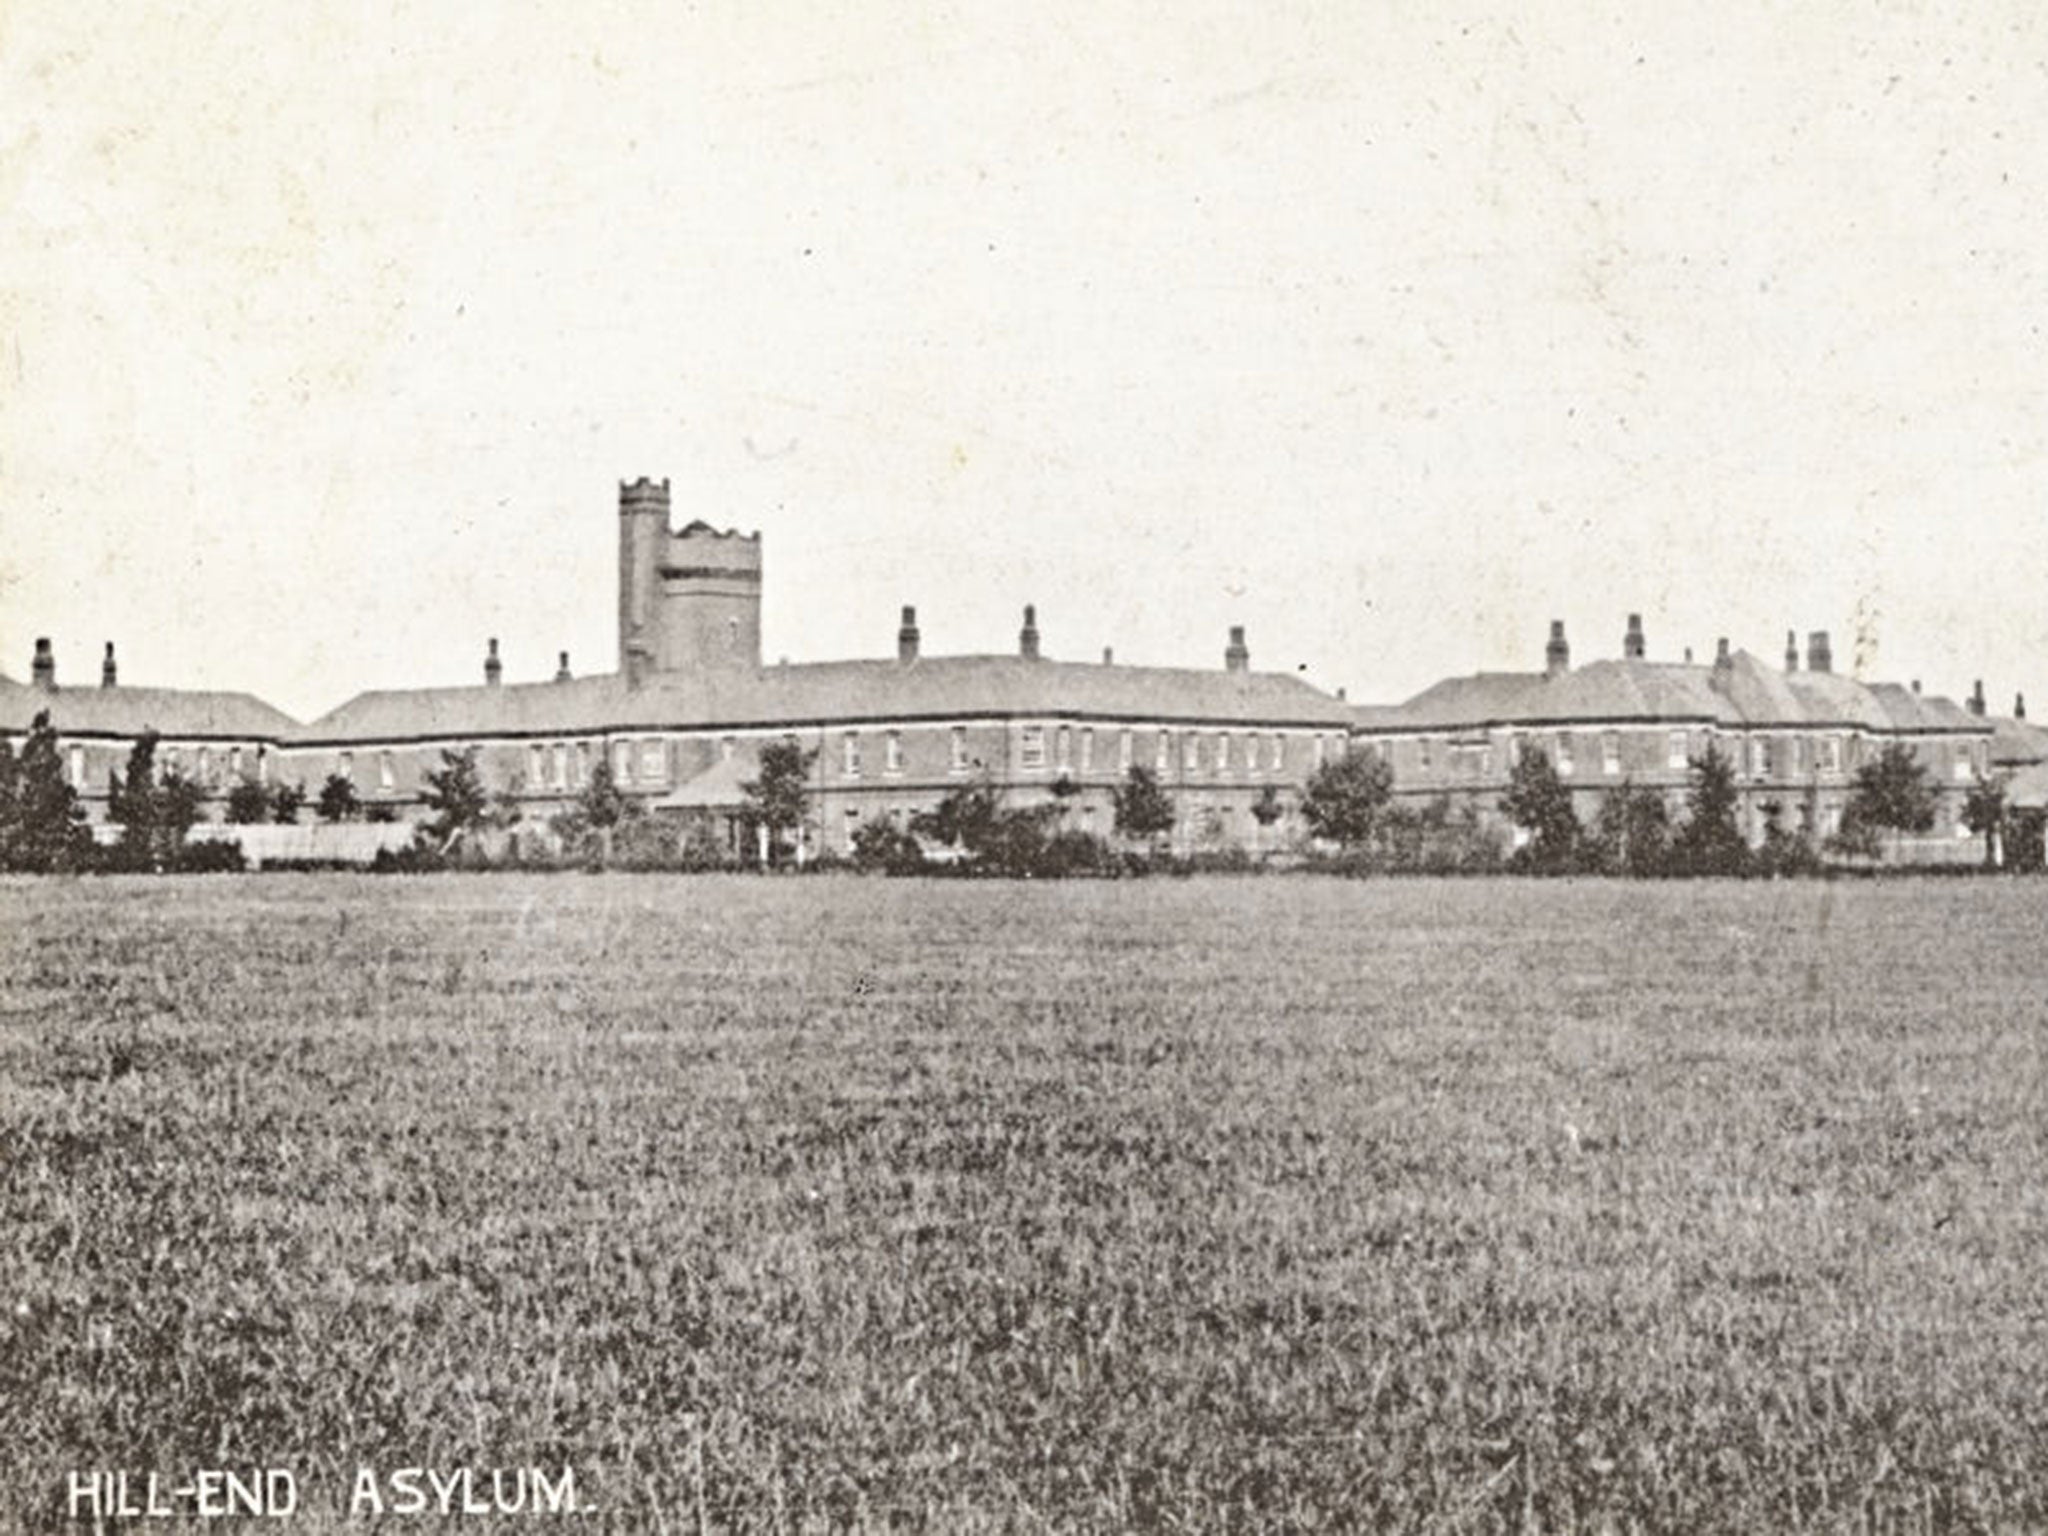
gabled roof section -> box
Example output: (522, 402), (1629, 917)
(1864, 683), (1986, 734)
(1989, 715), (2048, 767)
(0, 685), (300, 741)
(292, 655), (1356, 745)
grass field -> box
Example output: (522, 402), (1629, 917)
(3, 874), (2046, 1532)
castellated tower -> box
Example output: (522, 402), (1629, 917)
(617, 478), (763, 685)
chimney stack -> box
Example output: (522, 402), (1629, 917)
(1102, 647), (1114, 666)
(1225, 625), (1249, 673)
(1807, 631), (1832, 674)
(1684, 645), (1694, 665)
(1709, 637), (1732, 691)
(555, 650), (572, 683)
(897, 606), (920, 663)
(2016, 692), (2027, 720)
(31, 637), (54, 691)
(1969, 679), (1986, 717)
(101, 641), (117, 689)
(1911, 678), (1921, 695)
(484, 638), (502, 687)
(1337, 686), (1348, 701)
(1019, 604), (1040, 660)
(1623, 613), (1645, 660)
(1785, 629), (1799, 673)
(1544, 620), (1569, 679)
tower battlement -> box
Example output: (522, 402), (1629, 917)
(618, 478), (762, 684)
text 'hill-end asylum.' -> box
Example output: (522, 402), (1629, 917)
(5, 476), (2044, 862)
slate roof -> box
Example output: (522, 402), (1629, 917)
(292, 655), (1357, 745)
(0, 684), (300, 740)
(1989, 715), (2048, 767)
(1360, 650), (1986, 736)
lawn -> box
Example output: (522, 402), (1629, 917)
(2, 874), (2045, 1531)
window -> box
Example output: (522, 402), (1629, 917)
(1055, 725), (1072, 771)
(1954, 747), (1974, 783)
(1753, 737), (1771, 779)
(640, 741), (666, 781)
(529, 743), (546, 786)
(552, 743), (568, 790)
(1668, 730), (1688, 770)
(842, 731), (862, 777)
(950, 727), (969, 773)
(1020, 724), (1046, 771)
(1555, 735), (1573, 777)
(1313, 735), (1327, 769)
(727, 616), (741, 653)
(575, 741), (591, 788)
(1271, 734), (1285, 772)
(338, 751), (353, 783)
(1184, 732), (1201, 773)
(1118, 729), (1132, 771)
(1213, 732), (1229, 776)
(720, 736), (736, 762)
(379, 751), (395, 789)
(68, 746), (83, 787)
(1602, 733), (1621, 776)
(1417, 738), (1433, 774)
(1820, 736), (1842, 774)
(1156, 730), (1171, 772)
(885, 730), (903, 775)
(1080, 728), (1094, 773)
(614, 741), (633, 783)
(229, 747), (243, 778)
(256, 747), (269, 784)
(1244, 733), (1259, 777)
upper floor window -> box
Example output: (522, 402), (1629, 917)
(950, 727), (970, 773)
(379, 750), (395, 789)
(1156, 730), (1171, 773)
(552, 743), (568, 790)
(575, 741), (592, 788)
(1213, 732), (1230, 775)
(1184, 732), (1201, 773)
(1080, 728), (1094, 773)
(68, 746), (83, 787)
(1601, 733), (1621, 776)
(613, 741), (633, 783)
(640, 740), (667, 781)
(1819, 736), (1842, 774)
(1271, 734), (1285, 772)
(1555, 735), (1573, 776)
(1055, 725), (1072, 771)
(1019, 724), (1046, 771)
(885, 731), (903, 775)
(529, 743), (546, 787)
(1118, 729), (1132, 771)
(338, 750), (354, 784)
(1668, 730), (1688, 770)
(1752, 737), (1772, 779)
(842, 731), (862, 777)
(720, 736), (737, 762)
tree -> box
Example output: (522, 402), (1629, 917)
(107, 732), (203, 870)
(421, 746), (490, 849)
(1588, 780), (1670, 877)
(1672, 740), (1749, 877)
(1299, 745), (1393, 848)
(1843, 741), (1937, 863)
(225, 777), (271, 825)
(270, 781), (308, 824)
(1110, 765), (1176, 848)
(316, 773), (361, 824)
(1962, 772), (2010, 870)
(1501, 748), (1581, 873)
(741, 738), (816, 866)
(577, 754), (638, 831)
(5, 711), (89, 872)
(1249, 783), (1286, 853)
(912, 775), (1002, 854)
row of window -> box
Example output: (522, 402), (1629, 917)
(65, 743), (268, 790)
(1395, 730), (1987, 783)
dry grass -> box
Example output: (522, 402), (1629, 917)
(3, 874), (2046, 1531)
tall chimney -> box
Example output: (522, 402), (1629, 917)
(1019, 604), (1040, 660)
(555, 650), (572, 683)
(1709, 637), (1733, 691)
(484, 638), (502, 687)
(1102, 647), (1114, 666)
(31, 637), (54, 691)
(1784, 629), (1799, 673)
(1969, 679), (1986, 717)
(101, 642), (117, 688)
(897, 605), (920, 663)
(1911, 679), (1921, 695)
(1623, 613), (1645, 660)
(2016, 692), (2027, 720)
(1807, 631), (1832, 674)
(1225, 625), (1249, 673)
(1544, 620), (1569, 679)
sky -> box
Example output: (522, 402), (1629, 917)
(5, 2), (2048, 721)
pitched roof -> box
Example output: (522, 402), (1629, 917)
(292, 655), (1356, 745)
(1361, 649), (1986, 736)
(1989, 715), (2048, 767)
(0, 684), (300, 741)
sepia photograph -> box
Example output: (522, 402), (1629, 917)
(5, 4), (2048, 1529)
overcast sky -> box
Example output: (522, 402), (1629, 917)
(5, 3), (2047, 721)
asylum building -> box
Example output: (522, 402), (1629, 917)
(282, 477), (1356, 856)
(0, 476), (2017, 862)
(1352, 617), (1995, 855)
